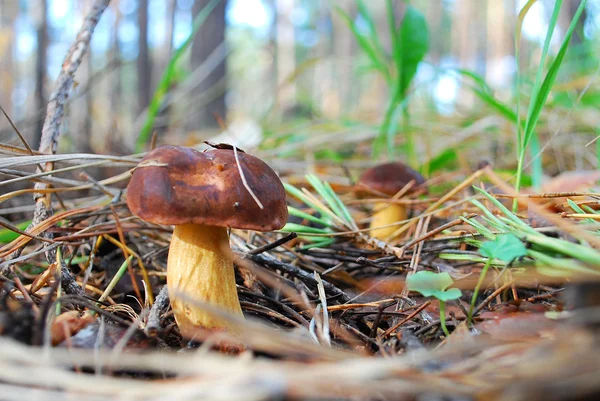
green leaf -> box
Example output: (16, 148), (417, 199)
(406, 271), (462, 301)
(422, 148), (458, 175)
(435, 288), (463, 302)
(287, 206), (333, 228)
(281, 223), (331, 234)
(396, 6), (428, 98)
(0, 220), (31, 243)
(479, 234), (527, 263)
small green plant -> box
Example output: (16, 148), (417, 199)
(337, 1), (428, 163)
(442, 187), (600, 275)
(470, 233), (528, 323)
(513, 0), (588, 199)
(440, 187), (600, 323)
(406, 271), (462, 337)
(446, 1), (587, 203)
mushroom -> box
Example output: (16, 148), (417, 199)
(356, 162), (426, 240)
(126, 145), (288, 338)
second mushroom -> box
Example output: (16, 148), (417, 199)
(356, 161), (426, 240)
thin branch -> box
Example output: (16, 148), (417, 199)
(233, 145), (264, 209)
(23, 0), (110, 294)
(33, 0), (110, 225)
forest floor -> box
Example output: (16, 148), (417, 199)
(1, 137), (600, 401)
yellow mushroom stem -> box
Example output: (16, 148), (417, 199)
(369, 202), (407, 240)
(167, 223), (243, 338)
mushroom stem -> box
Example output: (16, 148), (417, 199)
(167, 223), (243, 338)
(369, 202), (407, 240)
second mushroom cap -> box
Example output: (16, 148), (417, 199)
(356, 161), (426, 196)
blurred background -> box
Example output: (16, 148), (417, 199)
(0, 0), (599, 174)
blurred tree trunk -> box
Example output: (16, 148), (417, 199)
(72, 4), (93, 154)
(451, 0), (476, 108)
(425, 1), (443, 65)
(559, 0), (587, 46)
(34, 0), (48, 149)
(137, 0), (151, 115)
(109, 2), (121, 142)
(486, 0), (512, 87)
(165, 0), (177, 61)
(188, 0), (228, 130)
(274, 0), (296, 117)
(330, 1), (356, 115)
(77, 50), (93, 153)
(312, 2), (333, 118)
(474, 1), (487, 78)
(154, 0), (177, 140)
(263, 0), (278, 120)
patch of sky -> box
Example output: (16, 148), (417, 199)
(290, 7), (309, 26)
(49, 0), (70, 21)
(585, 1), (600, 39)
(433, 57), (459, 115)
(91, 7), (113, 55)
(120, 0), (137, 15)
(119, 18), (139, 60)
(12, 79), (32, 119)
(177, 0), (194, 11)
(173, 9), (192, 48)
(353, 13), (370, 37)
(15, 14), (36, 62)
(516, 0), (556, 46)
(47, 42), (69, 78)
(227, 0), (273, 38)
(148, 0), (167, 47)
(297, 29), (318, 48)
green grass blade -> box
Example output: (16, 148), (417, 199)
(284, 183), (332, 219)
(514, 0), (537, 151)
(461, 215), (496, 240)
(523, 0), (562, 140)
(135, 0), (221, 152)
(374, 95), (402, 160)
(515, 0), (588, 194)
(324, 182), (357, 229)
(470, 199), (510, 230)
(0, 220), (32, 243)
(521, 231), (600, 267)
(306, 174), (347, 223)
(530, 249), (600, 276)
(336, 6), (389, 81)
(288, 206), (333, 228)
(521, 0), (561, 190)
(99, 255), (134, 303)
(297, 238), (336, 250)
(281, 223), (331, 234)
(356, 0), (387, 60)
(450, 69), (518, 123)
(472, 187), (529, 228)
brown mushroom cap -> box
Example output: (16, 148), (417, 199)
(127, 145), (288, 231)
(356, 162), (426, 196)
